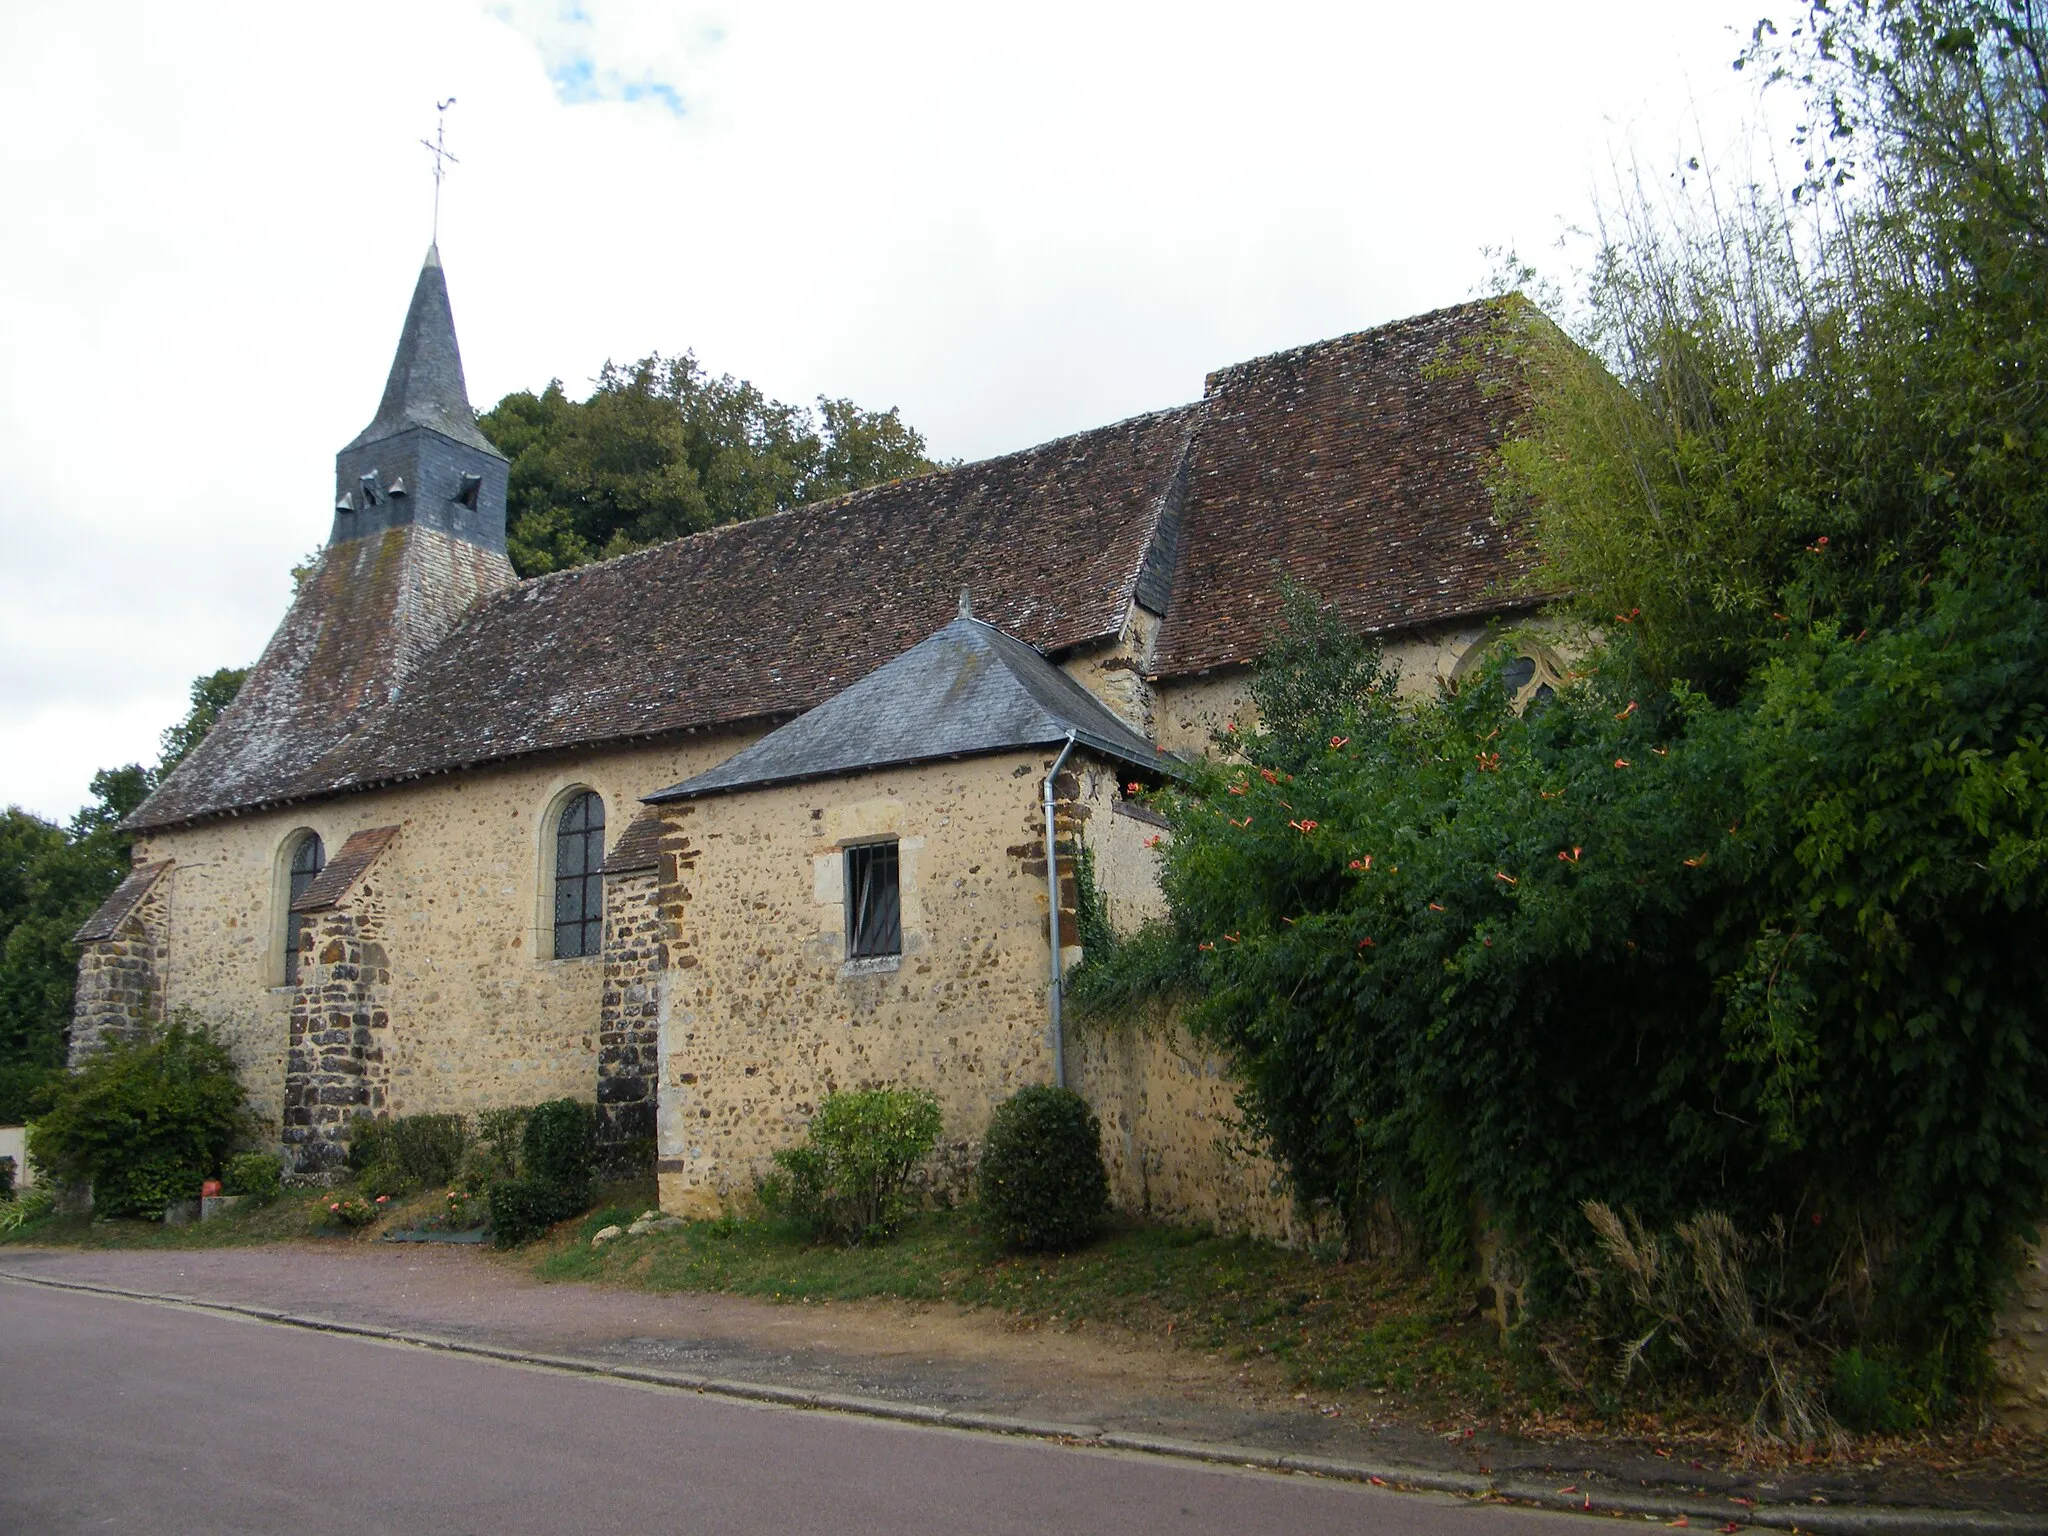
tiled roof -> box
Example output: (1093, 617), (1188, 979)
(132, 526), (517, 830)
(292, 826), (400, 912)
(74, 861), (172, 944)
(1149, 298), (1537, 677)
(601, 807), (666, 875)
(648, 613), (1176, 803)
(127, 298), (1537, 831)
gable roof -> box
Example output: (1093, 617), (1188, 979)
(127, 298), (1537, 833)
(647, 613), (1174, 803)
(1151, 298), (1537, 676)
(345, 246), (501, 456)
(74, 861), (173, 944)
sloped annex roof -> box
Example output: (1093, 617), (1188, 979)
(291, 826), (401, 913)
(74, 861), (173, 944)
(647, 612), (1176, 802)
(130, 297), (1536, 832)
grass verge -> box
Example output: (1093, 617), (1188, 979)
(529, 1187), (1539, 1422)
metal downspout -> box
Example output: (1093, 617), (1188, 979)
(1044, 732), (1079, 1088)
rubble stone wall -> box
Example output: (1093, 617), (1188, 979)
(654, 749), (1084, 1218)
(69, 876), (171, 1064)
(126, 731), (757, 1146)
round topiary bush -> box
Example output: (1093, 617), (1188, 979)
(977, 1085), (1108, 1251)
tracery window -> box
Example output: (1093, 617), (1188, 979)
(283, 832), (325, 986)
(1453, 642), (1566, 715)
(553, 791), (606, 959)
(1499, 651), (1564, 713)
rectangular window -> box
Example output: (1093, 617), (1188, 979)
(844, 841), (902, 960)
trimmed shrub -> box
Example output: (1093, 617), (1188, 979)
(465, 1106), (531, 1185)
(522, 1099), (595, 1208)
(485, 1100), (596, 1248)
(27, 1015), (247, 1218)
(346, 1112), (467, 1195)
(98, 1154), (202, 1220)
(760, 1087), (942, 1245)
(977, 1086), (1109, 1251)
(223, 1151), (282, 1204)
(488, 1178), (563, 1248)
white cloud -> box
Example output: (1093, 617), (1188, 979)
(0, 0), (1783, 821)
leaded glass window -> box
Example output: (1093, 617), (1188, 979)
(553, 791), (606, 959)
(284, 833), (324, 986)
(845, 841), (902, 960)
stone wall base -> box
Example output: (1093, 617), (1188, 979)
(1068, 1020), (1300, 1246)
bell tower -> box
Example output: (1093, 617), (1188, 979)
(330, 245), (509, 553)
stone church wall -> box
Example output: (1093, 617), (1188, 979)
(1148, 620), (1498, 756)
(129, 730), (756, 1146)
(655, 750), (1073, 1217)
(283, 880), (393, 1170)
(70, 876), (171, 1063)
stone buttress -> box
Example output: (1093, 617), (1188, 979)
(281, 826), (401, 1172)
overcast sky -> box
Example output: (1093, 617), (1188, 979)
(0, 0), (1781, 823)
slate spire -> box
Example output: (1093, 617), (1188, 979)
(331, 245), (508, 553)
(346, 244), (495, 453)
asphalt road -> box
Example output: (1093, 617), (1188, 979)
(0, 1282), (1608, 1535)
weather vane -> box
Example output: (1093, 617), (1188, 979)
(421, 98), (459, 244)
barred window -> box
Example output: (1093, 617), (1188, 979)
(283, 833), (325, 986)
(845, 841), (901, 960)
(553, 791), (606, 959)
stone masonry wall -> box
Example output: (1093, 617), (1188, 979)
(1069, 1022), (1299, 1244)
(282, 886), (393, 1172)
(126, 731), (758, 1148)
(69, 875), (173, 1064)
(596, 868), (662, 1154)
(655, 751), (1073, 1218)
(1992, 1236), (2048, 1429)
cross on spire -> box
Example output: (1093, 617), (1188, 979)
(420, 98), (459, 244)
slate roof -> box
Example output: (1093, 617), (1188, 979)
(292, 826), (400, 912)
(74, 861), (172, 943)
(647, 613), (1176, 802)
(1152, 298), (1538, 676)
(127, 296), (1537, 832)
(345, 246), (501, 456)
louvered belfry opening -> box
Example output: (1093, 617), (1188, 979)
(845, 841), (902, 959)
(553, 791), (606, 958)
(284, 834), (325, 986)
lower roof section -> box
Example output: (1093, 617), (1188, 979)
(647, 613), (1177, 803)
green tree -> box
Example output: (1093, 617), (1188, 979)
(1080, 0), (2048, 1391)
(0, 669), (248, 1119)
(479, 353), (940, 577)
(155, 667), (249, 777)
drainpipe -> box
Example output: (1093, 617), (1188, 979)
(1044, 731), (1079, 1088)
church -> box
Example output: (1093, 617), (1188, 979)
(71, 247), (1543, 1230)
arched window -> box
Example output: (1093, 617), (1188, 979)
(1498, 651), (1563, 713)
(552, 791), (606, 959)
(1453, 642), (1566, 715)
(282, 832), (325, 986)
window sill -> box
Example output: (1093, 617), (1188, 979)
(542, 953), (604, 968)
(840, 954), (901, 979)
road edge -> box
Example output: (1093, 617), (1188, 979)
(3, 1266), (2042, 1536)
